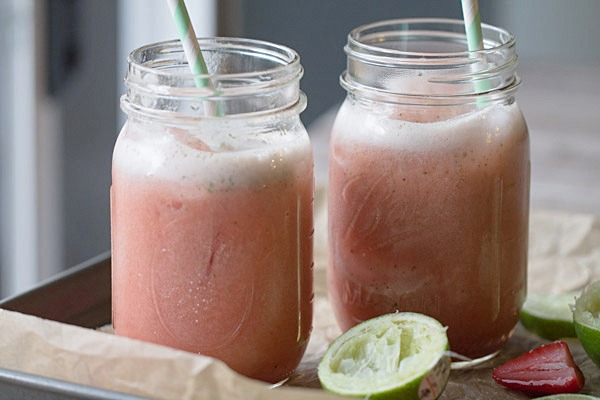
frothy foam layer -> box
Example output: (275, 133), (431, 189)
(332, 101), (526, 152)
(112, 121), (311, 190)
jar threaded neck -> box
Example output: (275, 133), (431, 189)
(342, 18), (520, 105)
(123, 37), (305, 119)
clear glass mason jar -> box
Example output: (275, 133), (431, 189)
(111, 38), (314, 383)
(328, 19), (530, 362)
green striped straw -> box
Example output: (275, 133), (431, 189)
(166, 0), (221, 115)
(461, 0), (484, 52)
(460, 0), (491, 96)
(167, 0), (210, 86)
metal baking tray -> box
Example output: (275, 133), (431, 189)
(0, 252), (148, 399)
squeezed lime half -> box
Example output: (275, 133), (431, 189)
(520, 292), (578, 340)
(317, 312), (450, 400)
(573, 280), (600, 368)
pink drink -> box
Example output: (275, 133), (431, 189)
(328, 101), (529, 358)
(111, 119), (313, 383)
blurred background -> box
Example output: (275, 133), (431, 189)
(0, 0), (599, 297)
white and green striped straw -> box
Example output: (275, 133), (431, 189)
(461, 0), (484, 52)
(166, 0), (221, 116)
(460, 0), (490, 96)
(166, 0), (210, 86)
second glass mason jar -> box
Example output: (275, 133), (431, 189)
(111, 38), (313, 383)
(328, 19), (530, 361)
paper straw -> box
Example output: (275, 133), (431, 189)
(461, 0), (484, 51)
(460, 0), (491, 96)
(166, 0), (220, 115)
(166, 0), (210, 86)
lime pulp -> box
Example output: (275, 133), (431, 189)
(317, 312), (450, 400)
(573, 280), (600, 368)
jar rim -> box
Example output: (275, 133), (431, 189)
(342, 18), (520, 101)
(346, 18), (516, 64)
(123, 37), (304, 118)
(129, 37), (302, 82)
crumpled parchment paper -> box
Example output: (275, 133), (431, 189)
(1, 187), (599, 399)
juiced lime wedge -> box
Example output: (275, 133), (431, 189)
(520, 292), (578, 340)
(573, 280), (600, 368)
(317, 312), (450, 400)
(535, 395), (600, 400)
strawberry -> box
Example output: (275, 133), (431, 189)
(492, 340), (585, 396)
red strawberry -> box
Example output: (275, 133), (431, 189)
(492, 340), (585, 396)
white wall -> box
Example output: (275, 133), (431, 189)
(0, 1), (61, 296)
(0, 0), (217, 297)
(488, 0), (600, 65)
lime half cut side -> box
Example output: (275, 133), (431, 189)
(520, 292), (578, 340)
(573, 280), (600, 368)
(317, 312), (450, 400)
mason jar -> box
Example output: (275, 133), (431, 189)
(111, 38), (314, 383)
(328, 18), (530, 362)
